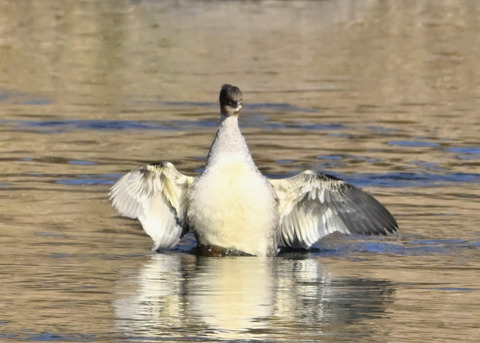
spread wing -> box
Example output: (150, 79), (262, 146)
(109, 162), (194, 251)
(270, 170), (398, 249)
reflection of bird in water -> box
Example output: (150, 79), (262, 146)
(113, 254), (395, 341)
(110, 84), (398, 256)
(189, 256), (274, 339)
(113, 254), (275, 341)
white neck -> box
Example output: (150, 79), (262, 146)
(206, 115), (255, 167)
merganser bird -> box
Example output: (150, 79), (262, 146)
(110, 84), (398, 256)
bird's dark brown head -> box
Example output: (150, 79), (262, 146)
(219, 84), (243, 118)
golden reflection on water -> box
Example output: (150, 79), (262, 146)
(1, 0), (480, 342)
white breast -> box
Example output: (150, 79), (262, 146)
(187, 155), (279, 256)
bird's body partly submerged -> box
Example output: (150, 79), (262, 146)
(187, 113), (279, 256)
(110, 84), (398, 256)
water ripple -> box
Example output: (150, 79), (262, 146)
(338, 172), (480, 188)
(389, 140), (440, 148)
(140, 99), (319, 113)
(313, 238), (480, 258)
(27, 332), (95, 342)
(55, 171), (480, 188)
(3, 118), (344, 133)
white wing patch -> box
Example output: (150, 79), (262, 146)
(270, 170), (398, 249)
(109, 162), (194, 251)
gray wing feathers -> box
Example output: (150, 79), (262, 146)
(271, 170), (398, 249)
(109, 162), (194, 251)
